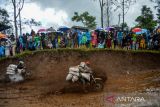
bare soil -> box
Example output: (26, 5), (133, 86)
(0, 50), (160, 107)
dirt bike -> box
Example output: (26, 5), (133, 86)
(5, 69), (31, 83)
(3, 64), (31, 83)
(66, 71), (104, 92)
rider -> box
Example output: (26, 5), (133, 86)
(17, 61), (25, 69)
(16, 61), (26, 77)
(78, 61), (92, 84)
(78, 61), (92, 73)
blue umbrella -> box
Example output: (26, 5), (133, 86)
(57, 26), (70, 32)
(96, 27), (103, 31)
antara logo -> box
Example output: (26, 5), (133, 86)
(105, 95), (145, 104)
(106, 95), (116, 104)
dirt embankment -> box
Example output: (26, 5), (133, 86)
(0, 50), (160, 93)
(0, 50), (160, 107)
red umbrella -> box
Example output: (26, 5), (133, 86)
(37, 29), (46, 33)
(132, 28), (142, 33)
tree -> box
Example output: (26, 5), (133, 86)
(72, 11), (97, 29)
(98, 0), (105, 28)
(104, 0), (114, 27)
(150, 0), (160, 8)
(0, 8), (11, 31)
(135, 5), (157, 31)
(11, 0), (24, 38)
(24, 18), (42, 29)
(93, 0), (105, 28)
(110, 0), (136, 31)
(120, 22), (129, 31)
(150, 0), (160, 25)
(0, 8), (10, 25)
(157, 9), (160, 24)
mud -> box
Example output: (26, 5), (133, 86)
(0, 50), (160, 107)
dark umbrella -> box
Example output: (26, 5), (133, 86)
(96, 27), (104, 31)
(47, 27), (56, 33)
(57, 26), (70, 32)
(71, 26), (88, 32)
(105, 27), (115, 31)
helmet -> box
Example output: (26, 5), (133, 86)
(19, 61), (24, 65)
(79, 62), (86, 68)
(85, 61), (90, 65)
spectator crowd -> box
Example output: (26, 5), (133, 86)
(0, 26), (160, 58)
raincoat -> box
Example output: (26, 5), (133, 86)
(0, 45), (5, 57)
(19, 36), (24, 50)
(34, 35), (40, 48)
(106, 37), (112, 48)
(81, 33), (87, 44)
(140, 38), (145, 49)
(77, 31), (82, 46)
(91, 32), (97, 47)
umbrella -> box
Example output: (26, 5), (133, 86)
(0, 33), (6, 39)
(95, 27), (104, 31)
(37, 29), (46, 33)
(53, 31), (63, 36)
(105, 27), (115, 31)
(132, 28), (142, 33)
(135, 29), (148, 35)
(58, 26), (70, 32)
(47, 27), (56, 33)
(71, 26), (88, 32)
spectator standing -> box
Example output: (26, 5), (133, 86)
(106, 35), (112, 49)
(86, 30), (91, 48)
(0, 44), (5, 57)
(91, 31), (97, 48)
(140, 37), (146, 49)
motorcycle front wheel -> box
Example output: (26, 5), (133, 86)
(93, 80), (104, 92)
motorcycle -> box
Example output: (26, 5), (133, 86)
(66, 68), (104, 92)
(4, 64), (31, 83)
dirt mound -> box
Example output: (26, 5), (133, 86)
(0, 50), (160, 107)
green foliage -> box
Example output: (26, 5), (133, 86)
(150, 0), (160, 24)
(24, 18), (42, 27)
(72, 11), (97, 29)
(157, 10), (160, 22)
(0, 8), (11, 31)
(120, 22), (129, 30)
(1, 49), (160, 62)
(0, 8), (10, 25)
(135, 5), (157, 31)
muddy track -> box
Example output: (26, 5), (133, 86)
(0, 50), (160, 107)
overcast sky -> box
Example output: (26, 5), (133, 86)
(0, 0), (158, 32)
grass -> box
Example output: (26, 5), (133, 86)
(0, 48), (160, 62)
